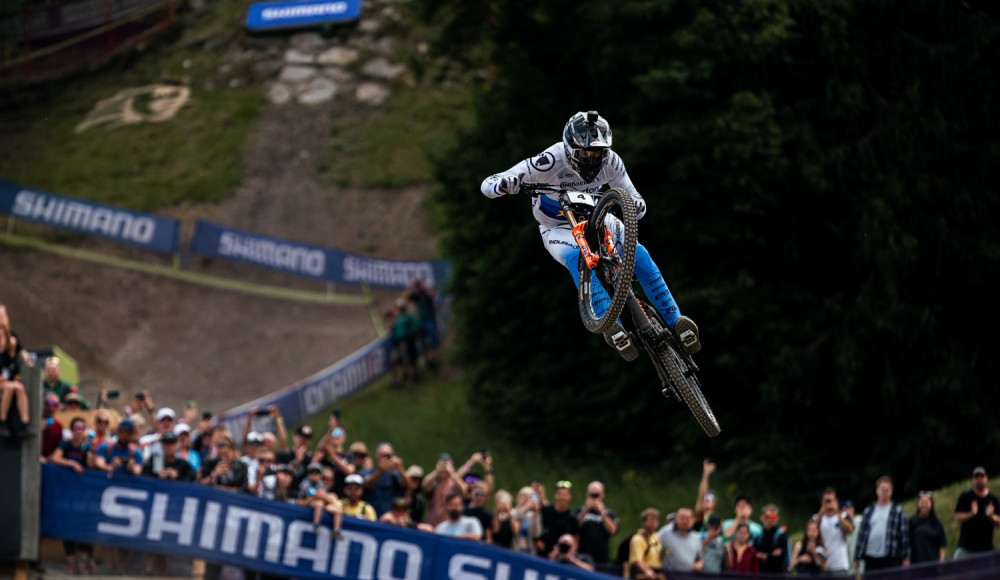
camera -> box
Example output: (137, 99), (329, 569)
(202, 411), (212, 421)
(255, 409), (271, 417)
(106, 390), (120, 399)
(558, 543), (571, 554)
(135, 393), (145, 401)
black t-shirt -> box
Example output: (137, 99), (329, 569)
(275, 448), (313, 489)
(319, 452), (354, 496)
(573, 506), (618, 564)
(1, 332), (23, 381)
(754, 526), (789, 573)
(201, 457), (249, 492)
(956, 490), (1000, 552)
(143, 455), (196, 482)
(540, 505), (580, 556)
(909, 516), (947, 564)
(57, 440), (89, 465)
(409, 494), (426, 524)
(464, 505), (492, 540)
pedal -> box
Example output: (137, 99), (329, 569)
(661, 387), (678, 401)
(679, 329), (697, 349)
(610, 331), (632, 352)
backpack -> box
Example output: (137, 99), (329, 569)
(615, 532), (652, 565)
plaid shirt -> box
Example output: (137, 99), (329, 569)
(854, 502), (910, 561)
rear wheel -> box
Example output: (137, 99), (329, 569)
(578, 188), (637, 334)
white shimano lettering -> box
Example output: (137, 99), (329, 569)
(221, 506), (284, 562)
(448, 555), (491, 580)
(12, 190), (34, 215)
(97, 487), (149, 537)
(214, 231), (325, 277)
(331, 530), (377, 580)
(342, 256), (435, 287)
(146, 493), (199, 545)
(283, 520), (331, 573)
(260, 2), (348, 20)
(377, 540), (422, 580)
(11, 190), (160, 246)
(199, 501), (222, 550)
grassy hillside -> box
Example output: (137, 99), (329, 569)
(303, 374), (714, 549)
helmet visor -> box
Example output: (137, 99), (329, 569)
(572, 148), (609, 171)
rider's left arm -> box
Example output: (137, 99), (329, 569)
(605, 152), (646, 219)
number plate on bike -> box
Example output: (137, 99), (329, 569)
(565, 192), (596, 206)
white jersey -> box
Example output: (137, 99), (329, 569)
(480, 143), (646, 227)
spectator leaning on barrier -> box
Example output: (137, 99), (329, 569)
(199, 435), (248, 492)
(549, 534), (595, 572)
(853, 476), (910, 570)
(699, 515), (726, 574)
(380, 496), (435, 532)
(659, 508), (702, 571)
(40, 394), (63, 458)
(465, 482), (493, 542)
(363, 443), (407, 517)
(754, 503), (789, 573)
(51, 419), (97, 573)
(539, 480), (580, 557)
(910, 491), (946, 564)
(726, 522), (759, 572)
(43, 357), (89, 408)
(574, 481), (618, 565)
(816, 487), (854, 573)
(791, 519), (828, 574)
(341, 473), (378, 521)
(259, 464), (297, 503)
(953, 466), (1000, 559)
(629, 508), (665, 580)
(723, 495), (763, 544)
(242, 431), (264, 488)
(692, 459), (716, 532)
(435, 492), (483, 540)
(143, 431), (194, 482)
(95, 419), (142, 475)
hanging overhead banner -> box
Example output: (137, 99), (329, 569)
(40, 463), (616, 580)
(189, 220), (450, 290)
(0, 178), (180, 255)
(245, 0), (362, 32)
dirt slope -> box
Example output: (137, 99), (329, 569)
(0, 101), (437, 415)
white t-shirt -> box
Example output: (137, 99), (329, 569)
(434, 516), (483, 538)
(819, 514), (850, 571)
(658, 523), (702, 570)
(865, 503), (892, 558)
(241, 455), (260, 487)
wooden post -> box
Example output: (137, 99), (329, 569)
(20, 366), (42, 561)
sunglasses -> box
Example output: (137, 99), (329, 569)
(322, 476), (335, 481)
(473, 491), (486, 497)
(95, 419), (109, 425)
(355, 453), (367, 458)
(72, 425), (87, 431)
(260, 458), (274, 463)
(588, 493), (600, 499)
(556, 481), (572, 489)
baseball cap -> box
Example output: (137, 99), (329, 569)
(118, 419), (135, 432)
(406, 465), (424, 478)
(974, 466), (988, 477)
(349, 441), (369, 455)
(64, 393), (82, 404)
(246, 431), (264, 446)
(707, 514), (722, 527)
(156, 408), (176, 422)
(306, 463), (323, 474)
(392, 497), (410, 511)
(276, 464), (293, 474)
(345, 474), (364, 486)
(174, 423), (192, 435)
(735, 495), (751, 506)
(161, 432), (178, 444)
(296, 425), (313, 438)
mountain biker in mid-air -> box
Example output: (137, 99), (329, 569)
(480, 111), (700, 361)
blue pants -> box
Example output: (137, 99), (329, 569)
(539, 224), (680, 328)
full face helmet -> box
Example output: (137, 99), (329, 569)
(562, 111), (612, 183)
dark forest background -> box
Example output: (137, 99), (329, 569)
(422, 0), (1000, 513)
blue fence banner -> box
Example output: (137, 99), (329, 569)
(189, 219), (450, 290)
(0, 178), (180, 254)
(213, 335), (392, 444)
(245, 0), (361, 31)
(40, 463), (617, 580)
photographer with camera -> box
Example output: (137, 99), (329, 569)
(574, 481), (618, 565)
(816, 487), (855, 574)
(423, 453), (469, 526)
(548, 534), (595, 572)
(94, 419), (142, 476)
(362, 443), (407, 517)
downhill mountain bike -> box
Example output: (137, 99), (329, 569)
(521, 183), (721, 437)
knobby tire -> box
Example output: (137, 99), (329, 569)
(578, 188), (637, 335)
(657, 342), (721, 437)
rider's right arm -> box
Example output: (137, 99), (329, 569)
(481, 157), (534, 198)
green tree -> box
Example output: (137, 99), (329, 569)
(427, 0), (1000, 511)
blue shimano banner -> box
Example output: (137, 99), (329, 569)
(189, 220), (450, 290)
(40, 463), (614, 580)
(246, 0), (361, 31)
(213, 335), (392, 444)
(0, 178), (180, 254)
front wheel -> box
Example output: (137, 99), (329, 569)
(578, 188), (637, 334)
(657, 342), (721, 437)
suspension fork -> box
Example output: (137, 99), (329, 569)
(560, 201), (600, 270)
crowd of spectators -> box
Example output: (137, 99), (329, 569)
(382, 280), (439, 387)
(4, 300), (998, 577)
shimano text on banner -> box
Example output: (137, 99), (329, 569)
(189, 219), (450, 290)
(40, 464), (615, 580)
(0, 178), (180, 254)
(245, 0), (361, 31)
